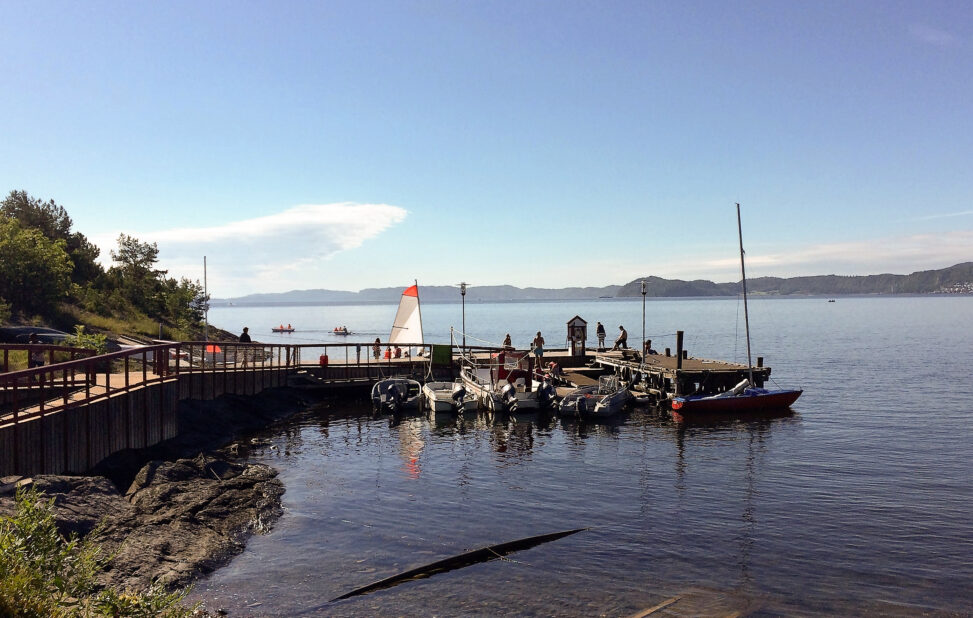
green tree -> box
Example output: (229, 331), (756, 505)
(1, 191), (102, 284)
(161, 277), (206, 331)
(0, 219), (73, 315)
(109, 234), (167, 315)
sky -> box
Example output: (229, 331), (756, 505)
(2, 0), (971, 297)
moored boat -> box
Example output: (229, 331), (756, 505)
(460, 350), (556, 412)
(671, 379), (802, 414)
(422, 381), (476, 414)
(671, 204), (802, 417)
(371, 378), (422, 414)
(558, 375), (630, 418)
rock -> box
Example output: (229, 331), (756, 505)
(0, 387), (313, 593)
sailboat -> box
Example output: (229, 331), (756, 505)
(371, 282), (424, 413)
(388, 283), (423, 348)
(670, 204), (803, 415)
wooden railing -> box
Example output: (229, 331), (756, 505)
(0, 340), (515, 425)
(0, 341), (301, 425)
(0, 344), (97, 373)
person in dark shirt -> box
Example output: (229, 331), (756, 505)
(239, 327), (252, 366)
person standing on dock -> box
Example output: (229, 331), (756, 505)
(532, 331), (545, 366)
(238, 327), (251, 367)
(27, 332), (44, 368)
(596, 322), (606, 350)
(373, 338), (381, 361)
(612, 325), (628, 350)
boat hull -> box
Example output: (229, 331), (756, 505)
(671, 388), (802, 415)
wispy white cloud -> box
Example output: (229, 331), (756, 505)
(92, 202), (408, 295)
(909, 24), (961, 48)
(910, 209), (973, 221)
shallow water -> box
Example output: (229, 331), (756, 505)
(193, 297), (973, 616)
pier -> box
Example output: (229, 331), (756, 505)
(1, 334), (775, 477)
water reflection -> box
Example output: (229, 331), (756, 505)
(190, 398), (971, 617)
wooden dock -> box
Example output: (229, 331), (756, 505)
(594, 347), (770, 402)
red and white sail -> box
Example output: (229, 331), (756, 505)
(389, 283), (423, 345)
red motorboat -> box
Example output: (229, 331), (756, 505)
(671, 382), (802, 414)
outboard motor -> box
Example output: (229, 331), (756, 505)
(536, 378), (556, 408)
(576, 396), (588, 415)
(500, 382), (518, 411)
(451, 384), (467, 409)
(385, 383), (402, 414)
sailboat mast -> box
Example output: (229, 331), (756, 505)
(414, 279), (423, 345)
(736, 203), (754, 385)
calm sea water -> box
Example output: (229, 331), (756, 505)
(191, 297), (973, 616)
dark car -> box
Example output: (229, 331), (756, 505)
(0, 326), (71, 344)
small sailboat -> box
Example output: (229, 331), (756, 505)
(389, 283), (423, 349)
(371, 282), (426, 414)
(671, 204), (803, 416)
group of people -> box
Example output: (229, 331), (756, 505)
(595, 321), (627, 351)
(371, 338), (409, 360)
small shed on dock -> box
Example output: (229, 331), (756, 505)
(566, 315), (587, 356)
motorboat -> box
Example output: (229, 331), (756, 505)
(459, 350), (557, 412)
(272, 326), (295, 333)
(333, 326), (350, 335)
(371, 378), (422, 414)
(671, 379), (802, 414)
(422, 381), (477, 414)
(558, 375), (630, 418)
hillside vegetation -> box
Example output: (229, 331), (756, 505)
(0, 190), (206, 340)
(617, 263), (973, 297)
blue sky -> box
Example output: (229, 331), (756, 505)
(2, 1), (971, 297)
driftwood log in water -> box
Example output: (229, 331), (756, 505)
(327, 527), (587, 604)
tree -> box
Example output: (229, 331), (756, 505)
(0, 219), (73, 315)
(1, 190), (102, 284)
(110, 234), (167, 315)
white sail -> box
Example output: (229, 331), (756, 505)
(389, 284), (423, 345)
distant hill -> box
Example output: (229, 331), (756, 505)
(213, 263), (973, 305)
(617, 262), (973, 296)
(213, 284), (622, 305)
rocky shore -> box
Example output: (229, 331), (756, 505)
(0, 387), (319, 592)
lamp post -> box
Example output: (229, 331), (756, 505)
(459, 282), (468, 351)
(641, 280), (646, 354)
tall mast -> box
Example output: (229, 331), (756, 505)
(414, 279), (423, 345)
(736, 203), (754, 385)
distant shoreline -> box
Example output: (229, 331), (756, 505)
(209, 293), (973, 308)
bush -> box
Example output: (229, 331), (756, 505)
(62, 325), (108, 355)
(0, 486), (198, 617)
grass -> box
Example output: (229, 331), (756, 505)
(0, 486), (199, 617)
